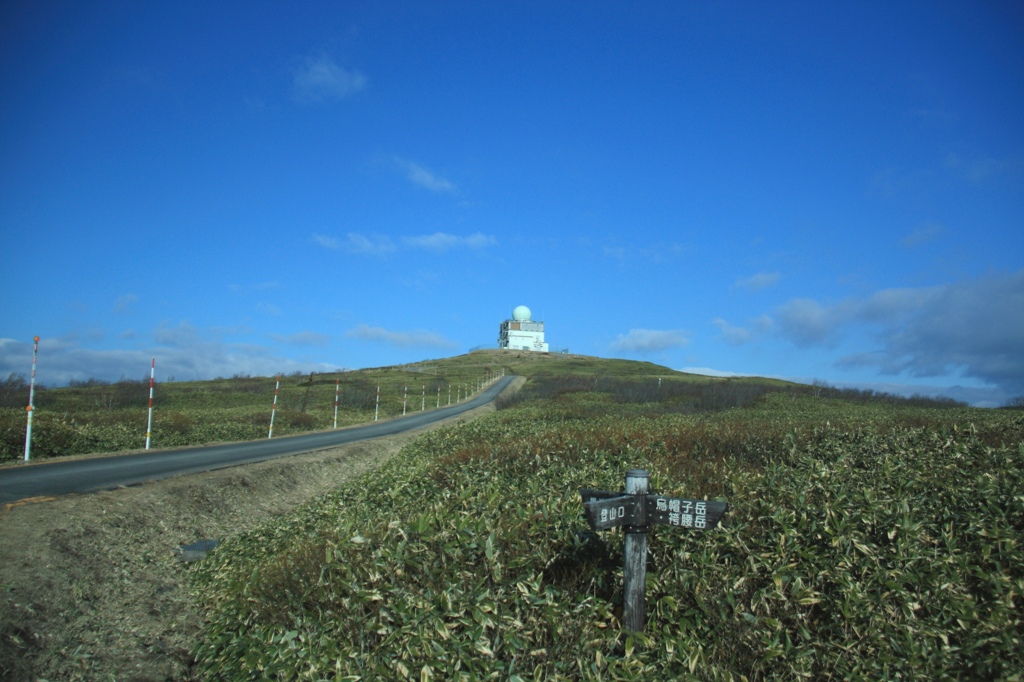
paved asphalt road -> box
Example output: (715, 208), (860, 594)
(0, 375), (516, 505)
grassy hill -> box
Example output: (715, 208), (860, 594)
(177, 352), (1023, 680)
(1, 350), (804, 461)
(0, 350), (522, 460)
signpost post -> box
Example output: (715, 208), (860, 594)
(580, 469), (728, 632)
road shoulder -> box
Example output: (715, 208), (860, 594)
(0, 379), (523, 681)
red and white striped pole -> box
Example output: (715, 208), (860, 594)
(145, 357), (155, 449)
(268, 375), (280, 438)
(23, 335), (39, 462)
(333, 378), (340, 429)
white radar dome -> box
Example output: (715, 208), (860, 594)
(512, 305), (532, 321)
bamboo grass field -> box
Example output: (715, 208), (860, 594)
(171, 352), (1024, 680)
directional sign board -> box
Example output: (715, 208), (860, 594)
(580, 489), (728, 532)
(646, 496), (728, 530)
(583, 495), (639, 530)
(579, 470), (729, 634)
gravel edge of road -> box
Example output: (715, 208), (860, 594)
(0, 377), (524, 681)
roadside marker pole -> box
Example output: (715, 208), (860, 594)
(421, 384), (425, 411)
(268, 375), (280, 438)
(374, 385), (380, 421)
(448, 385), (451, 406)
(23, 335), (39, 462)
(403, 386), (408, 415)
(333, 379), (340, 429)
(436, 385), (440, 408)
(145, 358), (155, 449)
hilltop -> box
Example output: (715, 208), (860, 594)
(1, 350), (793, 463)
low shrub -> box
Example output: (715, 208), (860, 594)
(189, 395), (1024, 680)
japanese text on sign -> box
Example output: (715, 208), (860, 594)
(653, 497), (707, 528)
(600, 505), (627, 524)
(582, 490), (728, 532)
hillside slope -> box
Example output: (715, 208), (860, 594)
(187, 361), (1021, 680)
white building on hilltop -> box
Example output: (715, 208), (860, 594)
(498, 305), (548, 352)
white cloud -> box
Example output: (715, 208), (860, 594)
(346, 324), (458, 349)
(314, 231), (493, 256)
(854, 287), (934, 323)
(775, 298), (845, 347)
(900, 223), (946, 248)
(270, 331), (330, 346)
(610, 329), (689, 354)
(341, 233), (395, 255)
(312, 233), (341, 250)
(293, 54), (366, 103)
(153, 321), (201, 347)
(0, 327), (336, 386)
(313, 232), (396, 256)
(394, 157), (456, 193)
(712, 318), (752, 345)
(772, 271), (1024, 395)
(462, 233), (497, 249)
(402, 232), (496, 252)
(944, 153), (1010, 184)
(712, 315), (774, 345)
(733, 272), (780, 291)
(794, 377), (1010, 409)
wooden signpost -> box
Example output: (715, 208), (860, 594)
(580, 469), (728, 632)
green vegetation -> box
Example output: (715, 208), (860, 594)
(0, 355), (508, 460)
(185, 353), (1024, 680)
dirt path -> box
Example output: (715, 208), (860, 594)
(0, 381), (522, 681)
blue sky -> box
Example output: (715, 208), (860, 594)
(1, 1), (1022, 406)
